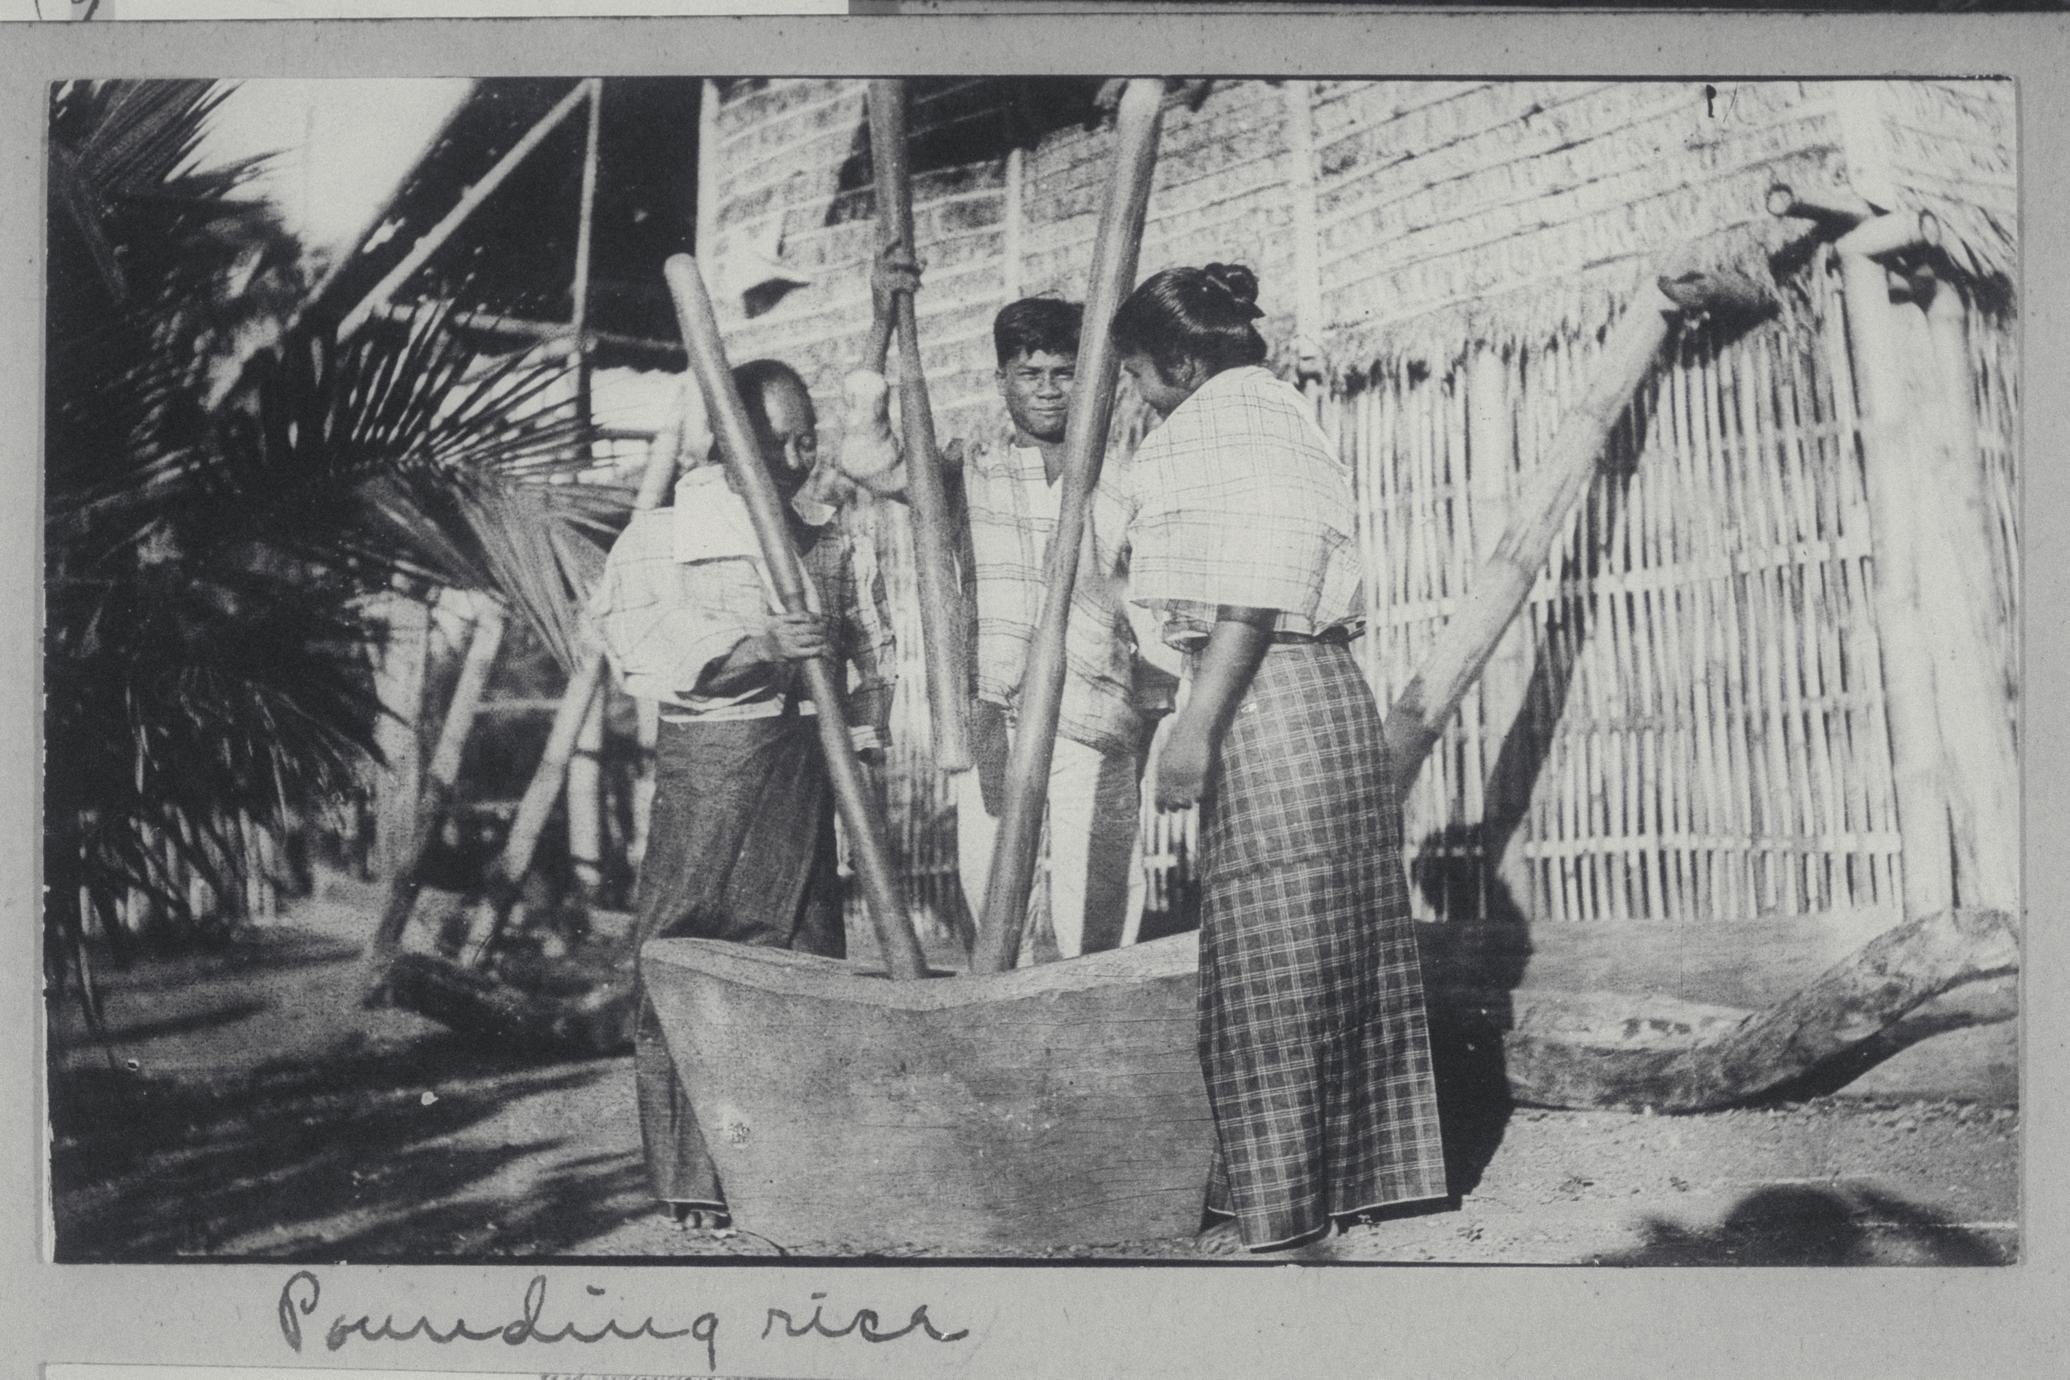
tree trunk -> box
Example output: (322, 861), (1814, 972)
(1492, 907), (2017, 1111)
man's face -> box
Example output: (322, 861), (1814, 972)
(996, 349), (1076, 444)
(751, 376), (819, 502)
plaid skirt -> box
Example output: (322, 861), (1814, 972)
(1197, 641), (1446, 1249)
(631, 713), (844, 1208)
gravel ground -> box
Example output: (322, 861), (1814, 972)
(48, 884), (2018, 1266)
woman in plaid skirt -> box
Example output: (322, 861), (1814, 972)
(1111, 264), (1447, 1255)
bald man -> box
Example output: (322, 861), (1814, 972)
(590, 360), (895, 1230)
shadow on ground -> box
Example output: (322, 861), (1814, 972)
(1602, 1184), (2010, 1265)
(50, 1035), (634, 1261)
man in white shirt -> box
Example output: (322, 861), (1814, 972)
(590, 360), (894, 1230)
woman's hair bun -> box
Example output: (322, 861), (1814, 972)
(1200, 262), (1263, 318)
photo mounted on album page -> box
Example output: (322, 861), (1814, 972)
(3, 9), (2065, 1380)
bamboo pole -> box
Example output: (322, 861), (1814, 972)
(572, 79), (603, 417)
(369, 300), (685, 361)
(339, 80), (596, 340)
(663, 254), (928, 981)
(568, 697), (606, 900)
(867, 80), (972, 772)
(1382, 280), (1689, 797)
(566, 80), (607, 900)
(971, 80), (1164, 975)
(364, 599), (508, 975)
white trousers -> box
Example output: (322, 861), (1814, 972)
(955, 735), (1147, 959)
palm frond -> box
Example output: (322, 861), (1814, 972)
(201, 304), (631, 667)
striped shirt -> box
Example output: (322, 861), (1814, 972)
(959, 435), (1158, 759)
(1117, 366), (1365, 650)
(588, 467), (894, 741)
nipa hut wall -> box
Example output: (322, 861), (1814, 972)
(694, 78), (2015, 933)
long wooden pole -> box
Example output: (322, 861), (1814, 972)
(339, 80), (595, 340)
(867, 80), (972, 772)
(571, 79), (604, 418)
(663, 254), (928, 981)
(1382, 282), (1683, 796)
(970, 80), (1164, 974)
(566, 80), (607, 899)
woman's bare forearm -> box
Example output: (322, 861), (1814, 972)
(1179, 605), (1276, 738)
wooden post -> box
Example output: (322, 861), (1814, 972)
(364, 599), (508, 977)
(971, 80), (1164, 974)
(1912, 271), (2018, 911)
(1382, 282), (1684, 795)
(867, 80), (972, 771)
(1003, 145), (1026, 302)
(339, 80), (594, 339)
(664, 254), (928, 981)
(1280, 80), (1327, 380)
(1831, 211), (1955, 918)
(1769, 185), (1955, 916)
(370, 591), (431, 881)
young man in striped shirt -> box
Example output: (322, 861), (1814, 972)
(843, 266), (1173, 959)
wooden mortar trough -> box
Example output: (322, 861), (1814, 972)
(640, 932), (1213, 1251)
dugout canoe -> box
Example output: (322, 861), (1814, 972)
(641, 907), (2015, 1250)
(639, 932), (1213, 1251)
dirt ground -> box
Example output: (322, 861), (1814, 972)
(47, 877), (2018, 1265)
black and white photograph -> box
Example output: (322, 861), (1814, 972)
(41, 68), (2023, 1273)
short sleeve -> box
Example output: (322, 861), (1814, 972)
(1124, 369), (1354, 623)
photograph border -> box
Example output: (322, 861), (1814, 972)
(6, 11), (2066, 1377)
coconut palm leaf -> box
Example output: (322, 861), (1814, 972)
(46, 79), (385, 969)
(202, 303), (630, 669)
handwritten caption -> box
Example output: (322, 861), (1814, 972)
(278, 1270), (969, 1373)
